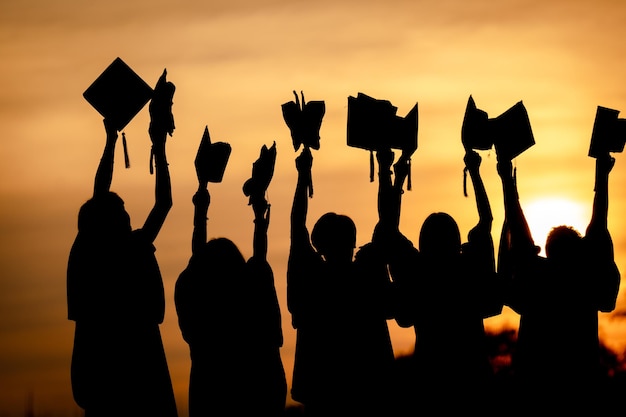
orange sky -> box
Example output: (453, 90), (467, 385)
(2, 1), (626, 415)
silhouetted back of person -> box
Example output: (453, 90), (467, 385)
(287, 103), (396, 416)
(67, 70), (177, 417)
(497, 150), (620, 412)
(175, 141), (286, 417)
(390, 150), (503, 414)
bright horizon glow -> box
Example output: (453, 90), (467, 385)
(523, 196), (589, 255)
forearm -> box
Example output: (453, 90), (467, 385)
(468, 167), (493, 229)
(192, 194), (208, 255)
(252, 201), (269, 260)
(142, 138), (172, 242)
(291, 171), (311, 242)
(588, 161), (610, 233)
(93, 131), (117, 197)
(152, 141), (173, 212)
(501, 174), (535, 251)
(377, 167), (397, 229)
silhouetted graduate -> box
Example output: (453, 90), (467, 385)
(354, 145), (411, 416)
(496, 124), (621, 411)
(390, 147), (503, 413)
(286, 92), (397, 416)
(174, 133), (286, 417)
(67, 67), (177, 417)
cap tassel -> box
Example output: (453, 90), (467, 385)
(407, 158), (412, 191)
(370, 150), (374, 183)
(149, 147), (154, 175)
(308, 176), (314, 198)
(463, 167), (468, 197)
(122, 132), (130, 169)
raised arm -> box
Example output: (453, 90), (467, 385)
(465, 150), (492, 234)
(287, 146), (314, 324)
(586, 153), (614, 235)
(93, 118), (119, 198)
(585, 153), (620, 313)
(191, 185), (209, 256)
(497, 158), (536, 254)
(141, 70), (175, 243)
(290, 147), (313, 251)
(252, 197), (270, 261)
(375, 148), (395, 233)
(376, 148), (410, 227)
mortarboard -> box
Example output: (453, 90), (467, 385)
(281, 91), (325, 151)
(588, 105), (626, 158)
(195, 126), (232, 185)
(347, 92), (418, 186)
(83, 57), (153, 132)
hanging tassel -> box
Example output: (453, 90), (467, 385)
(122, 132), (130, 169)
(369, 150), (374, 183)
(407, 158), (412, 191)
(513, 165), (517, 188)
(308, 176), (314, 198)
(463, 167), (468, 197)
(149, 146), (155, 175)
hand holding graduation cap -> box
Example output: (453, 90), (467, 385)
(295, 146), (313, 174)
(103, 118), (118, 144)
(149, 69), (176, 145)
(283, 91), (323, 198)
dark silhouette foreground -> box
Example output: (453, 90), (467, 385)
(67, 69), (177, 416)
(175, 136), (286, 416)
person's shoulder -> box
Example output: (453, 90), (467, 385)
(354, 241), (375, 257)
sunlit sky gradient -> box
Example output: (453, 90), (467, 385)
(2, 0), (626, 415)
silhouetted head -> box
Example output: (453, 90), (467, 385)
(196, 237), (246, 275)
(545, 225), (582, 262)
(77, 192), (131, 239)
(419, 212), (461, 258)
(311, 212), (356, 263)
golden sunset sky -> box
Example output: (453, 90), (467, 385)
(2, 0), (626, 415)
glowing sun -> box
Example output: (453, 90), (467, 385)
(522, 197), (590, 255)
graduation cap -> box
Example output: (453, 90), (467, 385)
(461, 96), (535, 160)
(347, 92), (418, 187)
(83, 57), (153, 132)
(194, 126), (232, 185)
(84, 57), (154, 169)
(461, 96), (491, 151)
(281, 90), (325, 151)
(588, 105), (626, 158)
(461, 96), (535, 196)
(491, 101), (535, 160)
(243, 142), (277, 205)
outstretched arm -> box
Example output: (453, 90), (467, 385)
(373, 147), (410, 242)
(375, 148), (395, 233)
(585, 153), (620, 313)
(93, 118), (119, 198)
(497, 158), (535, 253)
(141, 70), (175, 242)
(587, 153), (614, 235)
(465, 150), (492, 234)
(191, 185), (209, 256)
(290, 147), (313, 250)
(252, 197), (270, 261)
(287, 147), (314, 324)
(496, 157), (538, 314)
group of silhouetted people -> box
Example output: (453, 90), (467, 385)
(68, 73), (621, 417)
